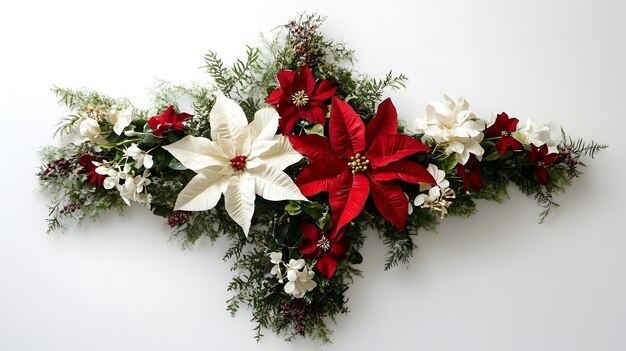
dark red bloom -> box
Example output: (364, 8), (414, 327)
(298, 222), (349, 278)
(529, 144), (559, 185)
(265, 65), (336, 135)
(147, 105), (193, 137)
(78, 155), (106, 188)
(456, 155), (483, 192)
(484, 112), (523, 155)
(290, 97), (435, 232)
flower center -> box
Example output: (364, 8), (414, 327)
(230, 155), (248, 171)
(536, 161), (544, 167)
(348, 153), (370, 174)
(316, 235), (331, 251)
(291, 90), (310, 107)
(501, 131), (509, 137)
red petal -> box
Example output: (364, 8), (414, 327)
(365, 98), (398, 145)
(329, 238), (350, 256)
(544, 152), (560, 165)
(312, 79), (337, 101)
(176, 112), (193, 122)
(277, 69), (296, 91)
(496, 139), (509, 156)
(507, 138), (523, 151)
(298, 240), (320, 257)
(317, 254), (339, 278)
(369, 178), (408, 229)
(329, 97), (366, 158)
(367, 135), (430, 168)
(300, 221), (321, 241)
(278, 112), (298, 135)
(329, 172), (370, 231)
(265, 88), (284, 104)
(288, 134), (332, 162)
(370, 160), (436, 185)
(299, 66), (315, 94)
(295, 158), (346, 196)
(535, 166), (550, 185)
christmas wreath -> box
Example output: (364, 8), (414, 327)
(37, 14), (606, 342)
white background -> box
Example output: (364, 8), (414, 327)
(1, 1), (624, 350)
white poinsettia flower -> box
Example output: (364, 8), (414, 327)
(108, 107), (133, 135)
(285, 258), (306, 282)
(419, 163), (449, 192)
(513, 119), (559, 154)
(284, 267), (317, 299)
(416, 95), (485, 165)
(162, 93), (307, 236)
(125, 143), (154, 169)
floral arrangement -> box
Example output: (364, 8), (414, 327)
(37, 14), (606, 342)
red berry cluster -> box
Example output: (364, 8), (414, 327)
(39, 159), (73, 181)
(229, 155), (247, 171)
(167, 210), (190, 228)
(59, 203), (80, 215)
(558, 146), (577, 169)
(286, 20), (323, 66)
(280, 301), (307, 335)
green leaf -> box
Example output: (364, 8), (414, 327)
(439, 153), (458, 173)
(273, 217), (301, 247)
(168, 158), (187, 171)
(150, 204), (172, 218)
(285, 201), (302, 216)
(304, 124), (325, 136)
(348, 248), (363, 264)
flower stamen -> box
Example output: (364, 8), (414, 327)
(348, 152), (370, 174)
(316, 235), (331, 251)
(230, 155), (248, 171)
(291, 90), (310, 107)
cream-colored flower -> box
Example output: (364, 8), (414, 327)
(513, 119), (559, 153)
(416, 96), (485, 165)
(284, 267), (317, 298)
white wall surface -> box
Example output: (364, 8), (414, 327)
(1, 1), (624, 350)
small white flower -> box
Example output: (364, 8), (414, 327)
(415, 95), (485, 165)
(285, 259), (305, 282)
(79, 118), (103, 143)
(419, 164), (449, 192)
(108, 107), (133, 136)
(414, 186), (456, 219)
(125, 143), (154, 169)
(269, 252), (284, 283)
(284, 267), (317, 299)
(513, 119), (559, 154)
(118, 169), (152, 206)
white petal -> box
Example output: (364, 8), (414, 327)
(247, 108), (279, 141)
(143, 154), (154, 169)
(163, 135), (228, 171)
(269, 252), (283, 264)
(251, 164), (308, 202)
(223, 172), (256, 236)
(284, 281), (295, 294)
(113, 113), (132, 135)
(174, 171), (228, 211)
(253, 136), (302, 170)
(210, 93), (248, 142)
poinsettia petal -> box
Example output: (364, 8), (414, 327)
(370, 160), (436, 185)
(288, 134), (332, 163)
(496, 139), (509, 156)
(317, 254), (339, 279)
(248, 108), (279, 141)
(369, 178), (409, 229)
(535, 166), (550, 185)
(174, 171), (228, 211)
(365, 98), (398, 145)
(295, 158), (346, 196)
(300, 221), (321, 241)
(277, 70), (296, 92)
(329, 238), (350, 256)
(299, 240), (321, 257)
(278, 108), (299, 135)
(507, 137), (523, 151)
(224, 172), (256, 236)
(299, 66), (315, 95)
(368, 135), (430, 168)
(252, 136), (302, 170)
(162, 135), (228, 171)
(329, 97), (366, 158)
(329, 172), (370, 231)
(251, 164), (308, 202)
(544, 153), (560, 165)
(265, 88), (283, 104)
(311, 79), (336, 101)
(210, 93), (248, 141)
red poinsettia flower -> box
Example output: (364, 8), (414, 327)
(77, 155), (106, 188)
(456, 155), (483, 192)
(484, 112), (523, 155)
(529, 143), (559, 185)
(147, 105), (193, 137)
(290, 97), (435, 231)
(298, 222), (349, 279)
(265, 65), (336, 135)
